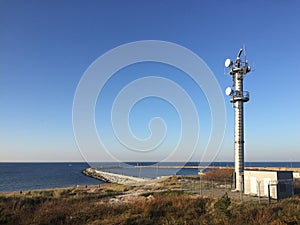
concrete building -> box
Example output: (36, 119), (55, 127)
(244, 170), (294, 199)
(293, 171), (300, 179)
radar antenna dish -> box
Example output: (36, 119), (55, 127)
(225, 58), (232, 68)
(225, 87), (233, 96)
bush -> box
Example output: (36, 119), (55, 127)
(204, 169), (233, 182)
(214, 192), (231, 217)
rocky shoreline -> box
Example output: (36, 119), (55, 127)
(83, 168), (149, 185)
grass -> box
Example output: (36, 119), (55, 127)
(0, 176), (299, 225)
(1, 190), (299, 225)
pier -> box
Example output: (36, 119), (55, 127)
(83, 168), (149, 185)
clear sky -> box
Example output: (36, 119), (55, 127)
(0, 0), (299, 162)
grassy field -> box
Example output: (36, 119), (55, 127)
(1, 171), (299, 225)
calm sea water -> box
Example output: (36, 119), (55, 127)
(1, 162), (299, 192)
(0, 163), (103, 192)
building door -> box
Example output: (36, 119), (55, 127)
(250, 177), (257, 194)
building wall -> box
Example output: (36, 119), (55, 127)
(293, 172), (300, 179)
(244, 170), (277, 198)
(244, 170), (293, 199)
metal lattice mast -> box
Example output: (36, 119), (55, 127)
(224, 49), (251, 192)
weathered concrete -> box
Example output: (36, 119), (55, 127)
(83, 168), (149, 185)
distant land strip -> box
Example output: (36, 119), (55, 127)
(134, 165), (300, 172)
(83, 166), (300, 184)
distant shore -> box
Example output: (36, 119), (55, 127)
(134, 165), (300, 171)
(83, 166), (300, 184)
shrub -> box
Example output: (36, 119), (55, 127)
(204, 169), (233, 182)
(214, 192), (231, 217)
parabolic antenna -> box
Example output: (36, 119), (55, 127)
(225, 58), (232, 68)
(225, 87), (233, 96)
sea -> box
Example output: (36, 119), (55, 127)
(0, 162), (299, 193)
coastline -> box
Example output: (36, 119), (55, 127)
(1, 163), (300, 194)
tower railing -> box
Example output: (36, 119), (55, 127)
(230, 91), (249, 103)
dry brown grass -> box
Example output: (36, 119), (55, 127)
(1, 189), (299, 225)
(203, 168), (234, 181)
(1, 176), (300, 225)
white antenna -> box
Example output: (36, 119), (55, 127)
(251, 61), (256, 72)
(243, 44), (247, 63)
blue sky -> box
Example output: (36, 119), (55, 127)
(0, 0), (299, 162)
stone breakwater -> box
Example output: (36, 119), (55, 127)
(83, 168), (149, 185)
